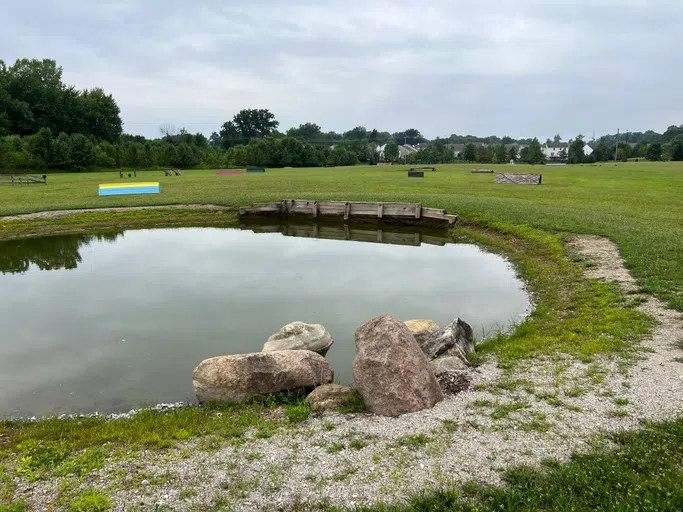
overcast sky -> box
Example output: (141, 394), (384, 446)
(2, 0), (682, 140)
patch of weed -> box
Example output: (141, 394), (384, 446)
(68, 489), (112, 512)
(340, 392), (366, 414)
(491, 401), (530, 420)
(395, 434), (431, 449)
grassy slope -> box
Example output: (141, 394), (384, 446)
(2, 162), (682, 312)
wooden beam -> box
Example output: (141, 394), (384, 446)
(377, 203), (383, 219)
(344, 202), (351, 220)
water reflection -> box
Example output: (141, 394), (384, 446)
(0, 232), (123, 274)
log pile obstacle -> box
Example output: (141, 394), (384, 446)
(494, 173), (542, 185)
(239, 200), (458, 228)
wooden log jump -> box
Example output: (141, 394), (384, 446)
(0, 174), (47, 185)
(494, 173), (542, 185)
(239, 200), (458, 228)
(471, 169), (494, 173)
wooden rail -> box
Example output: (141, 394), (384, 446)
(239, 200), (458, 228)
(0, 174), (47, 185)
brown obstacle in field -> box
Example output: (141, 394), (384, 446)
(471, 169), (494, 173)
(216, 170), (244, 175)
(495, 173), (542, 185)
(239, 200), (458, 228)
(0, 174), (47, 185)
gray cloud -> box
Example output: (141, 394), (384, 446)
(2, 0), (682, 139)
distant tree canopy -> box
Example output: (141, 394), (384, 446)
(2, 57), (683, 172)
(0, 58), (122, 141)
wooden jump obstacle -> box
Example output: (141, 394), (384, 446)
(408, 171), (424, 178)
(410, 166), (436, 172)
(495, 173), (542, 185)
(162, 169), (182, 176)
(0, 174), (47, 185)
(239, 200), (458, 228)
(99, 182), (160, 196)
(471, 169), (494, 173)
(241, 222), (450, 248)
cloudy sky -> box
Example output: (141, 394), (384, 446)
(2, 0), (682, 140)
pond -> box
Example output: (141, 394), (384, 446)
(0, 224), (531, 418)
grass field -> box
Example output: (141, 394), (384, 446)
(1, 162), (682, 511)
(2, 162), (682, 312)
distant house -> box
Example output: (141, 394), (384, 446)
(399, 144), (419, 160)
(542, 142), (569, 161)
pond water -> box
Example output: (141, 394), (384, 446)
(0, 224), (530, 418)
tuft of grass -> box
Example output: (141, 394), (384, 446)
(564, 386), (586, 398)
(608, 409), (630, 419)
(615, 398), (630, 407)
(340, 392), (366, 414)
(349, 439), (367, 450)
(68, 489), (112, 512)
(395, 434), (431, 449)
(284, 402), (312, 423)
(491, 401), (530, 420)
(469, 399), (492, 408)
(327, 442), (345, 454)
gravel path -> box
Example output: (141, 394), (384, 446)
(1, 204), (232, 222)
(11, 236), (683, 511)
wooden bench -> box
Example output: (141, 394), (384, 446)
(0, 174), (47, 185)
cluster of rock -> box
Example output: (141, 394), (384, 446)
(192, 315), (477, 418)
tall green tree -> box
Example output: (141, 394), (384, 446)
(524, 138), (546, 164)
(69, 133), (97, 171)
(495, 144), (508, 163)
(508, 146), (518, 162)
(646, 143), (663, 161)
(670, 141), (683, 161)
(476, 145), (493, 163)
(568, 137), (585, 164)
(463, 143), (477, 162)
(27, 127), (54, 168)
(383, 139), (399, 162)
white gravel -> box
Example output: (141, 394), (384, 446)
(9, 236), (683, 511)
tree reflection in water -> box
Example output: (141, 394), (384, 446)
(0, 232), (123, 273)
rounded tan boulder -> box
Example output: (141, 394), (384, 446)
(403, 319), (439, 345)
(193, 350), (333, 404)
(263, 322), (334, 356)
(353, 315), (443, 417)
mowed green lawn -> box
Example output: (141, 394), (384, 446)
(2, 162), (683, 311)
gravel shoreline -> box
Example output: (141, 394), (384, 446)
(8, 236), (683, 511)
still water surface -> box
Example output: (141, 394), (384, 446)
(0, 226), (530, 417)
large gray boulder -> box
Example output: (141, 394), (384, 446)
(306, 384), (357, 412)
(430, 356), (471, 394)
(263, 322), (334, 356)
(193, 350), (333, 403)
(419, 318), (475, 362)
(353, 315), (443, 417)
(403, 319), (439, 346)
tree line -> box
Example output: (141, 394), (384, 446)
(1, 58), (682, 172)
